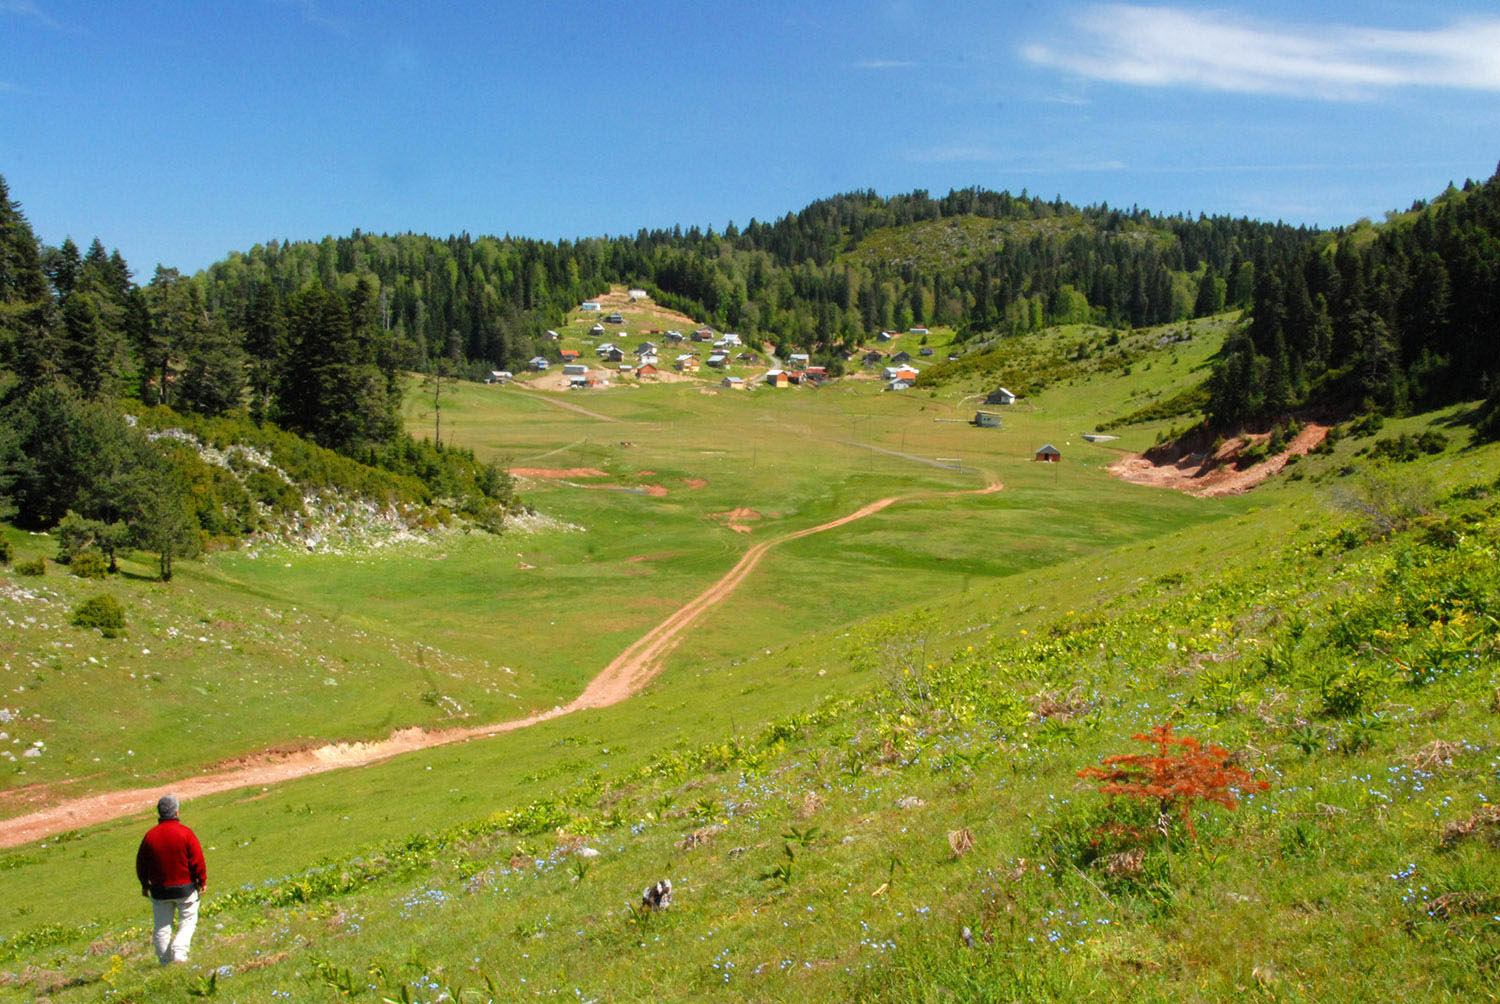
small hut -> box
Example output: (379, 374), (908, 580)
(1034, 444), (1061, 462)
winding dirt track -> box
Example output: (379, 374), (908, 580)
(0, 477), (1000, 849)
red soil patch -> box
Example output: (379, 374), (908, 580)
(1109, 423), (1330, 497)
(625, 552), (676, 563)
(639, 484), (669, 497)
(635, 470), (657, 477)
(682, 477), (708, 489)
(508, 467), (608, 479)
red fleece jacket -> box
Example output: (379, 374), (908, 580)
(135, 818), (206, 894)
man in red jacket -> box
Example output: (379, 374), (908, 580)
(135, 794), (207, 965)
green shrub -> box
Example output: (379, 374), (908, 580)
(0, 538), (10, 564)
(16, 557), (44, 576)
(69, 550), (109, 579)
(72, 594), (126, 637)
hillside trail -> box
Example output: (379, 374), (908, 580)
(0, 473), (1001, 849)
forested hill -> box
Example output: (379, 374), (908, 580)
(198, 189), (1316, 374)
(1208, 165), (1500, 434)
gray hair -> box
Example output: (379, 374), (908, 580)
(156, 794), (180, 819)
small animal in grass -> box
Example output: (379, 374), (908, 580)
(641, 879), (672, 911)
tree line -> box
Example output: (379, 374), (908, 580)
(0, 173), (512, 575)
(1208, 165), (1500, 433)
(196, 188), (1316, 374)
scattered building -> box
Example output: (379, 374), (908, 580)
(628, 288), (648, 300)
(664, 330), (685, 343)
(559, 349), (580, 361)
(788, 352), (811, 367)
(580, 301), (601, 312)
(604, 312), (625, 324)
(485, 370), (513, 384)
(1034, 444), (1061, 462)
(674, 355), (699, 373)
(876, 330), (895, 342)
(693, 327), (716, 342)
(891, 350), (913, 364)
(919, 346), (934, 357)
(543, 329), (561, 341)
(764, 369), (790, 387)
(707, 352), (729, 368)
(973, 411), (1004, 428)
(529, 356), (550, 371)
(862, 350), (885, 365)
(721, 375), (745, 389)
(882, 365), (919, 382)
(909, 326), (929, 335)
(589, 322), (606, 337)
(636, 362), (659, 378)
(887, 378), (914, 391)
(562, 363), (588, 376)
(986, 387), (1018, 406)
(605, 347), (626, 363)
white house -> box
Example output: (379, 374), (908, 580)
(580, 301), (601, 312)
(707, 352), (729, 368)
(788, 352), (810, 367)
(529, 356), (550, 371)
(628, 288), (648, 301)
(562, 363), (588, 376)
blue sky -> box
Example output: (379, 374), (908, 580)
(2, 0), (1497, 275)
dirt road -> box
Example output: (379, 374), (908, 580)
(0, 479), (1012, 848)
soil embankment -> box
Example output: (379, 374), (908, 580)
(1109, 423), (1329, 497)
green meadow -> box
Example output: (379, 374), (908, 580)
(2, 318), (1497, 1002)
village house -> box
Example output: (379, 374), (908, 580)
(559, 349), (580, 361)
(736, 351), (757, 362)
(628, 288), (648, 301)
(485, 370), (512, 384)
(617, 363), (634, 375)
(562, 363), (588, 376)
(636, 362), (659, 378)
(909, 326), (929, 335)
(529, 356), (550, 371)
(638, 352), (659, 367)
(721, 332), (743, 346)
(634, 341), (658, 355)
(1034, 444), (1061, 462)
(706, 352), (729, 368)
(863, 350), (885, 365)
(919, 346), (934, 357)
(876, 330), (895, 342)
(664, 330), (685, 342)
(721, 375), (745, 389)
(890, 350), (913, 364)
(693, 327), (716, 342)
(887, 378), (913, 391)
(589, 322), (606, 337)
(973, 411), (1003, 428)
(763, 369), (789, 388)
(787, 352), (810, 367)
(882, 365), (919, 382)
(674, 355), (699, 372)
(605, 347), (626, 363)
(805, 365), (829, 383)
(595, 342), (616, 356)
(986, 387), (1018, 406)
(543, 329), (560, 341)
(580, 301), (600, 312)
(569, 374), (589, 388)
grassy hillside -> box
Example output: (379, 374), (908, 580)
(1, 318), (1496, 1002)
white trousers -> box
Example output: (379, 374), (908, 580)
(151, 890), (199, 965)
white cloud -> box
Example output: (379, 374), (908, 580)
(1024, 5), (1500, 99)
(0, 1), (59, 29)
